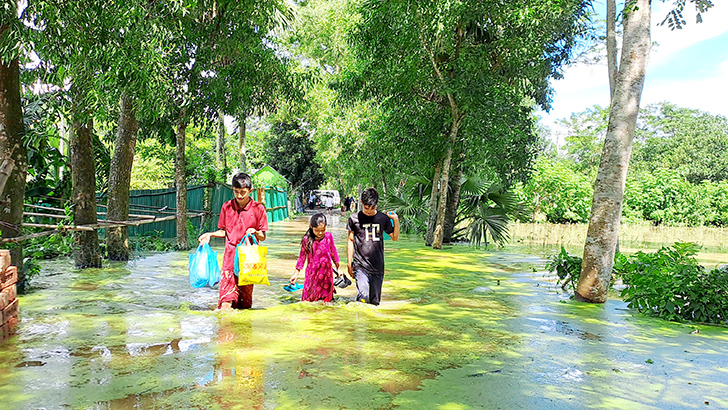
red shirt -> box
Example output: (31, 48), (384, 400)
(218, 198), (268, 272)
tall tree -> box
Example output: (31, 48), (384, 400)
(348, 0), (590, 248)
(175, 112), (189, 250)
(237, 110), (248, 172)
(265, 120), (324, 192)
(634, 103), (728, 183)
(105, 2), (173, 261)
(216, 110), (226, 170)
(0, 1), (28, 276)
(24, 0), (143, 266)
(160, 0), (294, 249)
(106, 94), (139, 261)
(576, 0), (715, 302)
(69, 84), (102, 268)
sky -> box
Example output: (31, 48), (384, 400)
(538, 0), (728, 135)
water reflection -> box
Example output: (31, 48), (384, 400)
(1, 214), (727, 409)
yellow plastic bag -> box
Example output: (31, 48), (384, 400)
(235, 233), (269, 286)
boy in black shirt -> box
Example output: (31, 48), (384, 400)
(346, 188), (399, 305)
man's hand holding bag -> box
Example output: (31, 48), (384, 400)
(234, 233), (269, 286)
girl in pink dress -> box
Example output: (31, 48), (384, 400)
(289, 213), (341, 302)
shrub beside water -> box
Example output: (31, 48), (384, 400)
(544, 247), (583, 293)
(546, 242), (728, 325)
(620, 243), (728, 324)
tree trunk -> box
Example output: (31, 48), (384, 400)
(237, 110), (247, 172)
(106, 94), (139, 261)
(606, 0), (618, 98)
(432, 104), (462, 249)
(175, 112), (189, 250)
(216, 109), (226, 170)
(576, 0), (651, 303)
(200, 173), (215, 233)
(443, 168), (463, 244)
(70, 103), (102, 268)
(432, 146), (453, 249)
(0, 56), (28, 280)
(424, 160), (441, 246)
(421, 23), (464, 250)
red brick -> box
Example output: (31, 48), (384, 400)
(0, 315), (18, 339)
(0, 249), (9, 274)
(0, 284), (15, 310)
(2, 298), (18, 326)
(0, 265), (17, 289)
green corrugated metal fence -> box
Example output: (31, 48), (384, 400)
(98, 183), (289, 238)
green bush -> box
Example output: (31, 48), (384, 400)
(545, 247), (626, 294)
(620, 242), (728, 324)
(24, 231), (74, 259)
(549, 243), (728, 324)
(130, 230), (174, 252)
(545, 246), (583, 293)
(522, 159), (593, 224)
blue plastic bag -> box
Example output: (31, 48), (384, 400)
(189, 243), (221, 288)
(207, 246), (221, 287)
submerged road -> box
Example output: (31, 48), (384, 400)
(1, 213), (727, 409)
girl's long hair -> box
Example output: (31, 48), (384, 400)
(303, 213), (327, 254)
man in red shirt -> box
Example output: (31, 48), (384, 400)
(199, 173), (268, 309)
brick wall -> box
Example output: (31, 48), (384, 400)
(0, 250), (18, 340)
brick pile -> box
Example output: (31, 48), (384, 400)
(0, 249), (18, 340)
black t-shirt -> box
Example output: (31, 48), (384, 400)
(347, 210), (394, 274)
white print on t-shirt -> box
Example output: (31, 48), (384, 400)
(362, 223), (380, 242)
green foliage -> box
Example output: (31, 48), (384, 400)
(24, 232), (74, 260)
(658, 0), (715, 30)
(521, 158), (593, 223)
(0, 1), (23, 64)
(383, 174), (432, 235)
(241, 127), (268, 171)
(558, 105), (610, 175)
(129, 231), (174, 253)
(532, 102), (728, 227)
(620, 243), (728, 324)
(131, 138), (175, 190)
(546, 248), (627, 295)
(623, 169), (728, 227)
(264, 120), (324, 192)
(548, 243), (728, 324)
(22, 92), (71, 203)
(383, 172), (525, 246)
(458, 179), (525, 247)
(185, 126), (226, 185)
(545, 247), (583, 294)
(623, 168), (698, 225)
(633, 103), (728, 184)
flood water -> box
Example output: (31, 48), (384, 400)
(1, 215), (727, 409)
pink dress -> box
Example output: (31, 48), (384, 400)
(295, 232), (340, 302)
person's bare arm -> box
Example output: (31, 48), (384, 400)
(198, 229), (225, 244)
(246, 228), (266, 242)
(387, 212), (400, 241)
(347, 231), (355, 276)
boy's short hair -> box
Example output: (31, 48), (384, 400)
(231, 173), (253, 189)
(361, 188), (379, 206)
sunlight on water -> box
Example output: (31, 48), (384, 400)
(0, 214), (726, 409)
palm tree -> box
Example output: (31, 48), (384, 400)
(457, 177), (525, 247)
(384, 173), (526, 246)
